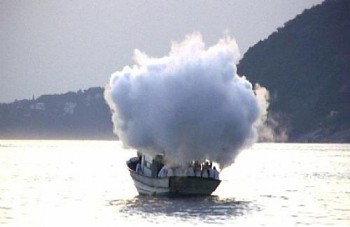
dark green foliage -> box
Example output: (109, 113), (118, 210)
(0, 87), (114, 140)
(238, 0), (350, 141)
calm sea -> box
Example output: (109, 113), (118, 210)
(0, 141), (349, 226)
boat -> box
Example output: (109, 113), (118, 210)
(126, 153), (221, 196)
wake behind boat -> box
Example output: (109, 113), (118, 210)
(127, 153), (221, 196)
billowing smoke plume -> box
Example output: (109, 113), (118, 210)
(105, 33), (268, 168)
(254, 84), (288, 142)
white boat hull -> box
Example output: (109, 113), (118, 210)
(128, 164), (221, 196)
(129, 171), (170, 196)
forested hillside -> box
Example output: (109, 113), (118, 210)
(0, 87), (113, 139)
(238, 0), (350, 142)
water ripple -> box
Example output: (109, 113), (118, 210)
(109, 196), (258, 224)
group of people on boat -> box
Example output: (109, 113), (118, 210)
(132, 152), (220, 180)
(157, 161), (219, 180)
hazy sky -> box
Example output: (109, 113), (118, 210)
(0, 0), (323, 103)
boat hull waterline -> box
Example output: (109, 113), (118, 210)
(127, 161), (221, 196)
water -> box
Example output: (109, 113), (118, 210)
(0, 141), (349, 226)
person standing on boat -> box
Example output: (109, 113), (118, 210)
(186, 165), (195, 176)
(136, 162), (142, 174)
(167, 167), (174, 177)
(208, 166), (214, 178)
(135, 152), (142, 174)
(158, 165), (168, 178)
(194, 162), (201, 177)
(212, 166), (219, 180)
(201, 165), (209, 178)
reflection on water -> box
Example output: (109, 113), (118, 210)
(1, 141), (349, 226)
(110, 196), (257, 224)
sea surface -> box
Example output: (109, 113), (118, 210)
(0, 141), (349, 226)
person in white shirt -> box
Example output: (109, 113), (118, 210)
(208, 167), (214, 178)
(158, 166), (168, 178)
(186, 165), (195, 177)
(212, 166), (219, 180)
(167, 168), (174, 177)
(201, 166), (209, 178)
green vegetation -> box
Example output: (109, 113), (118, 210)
(0, 87), (113, 139)
(238, 0), (350, 142)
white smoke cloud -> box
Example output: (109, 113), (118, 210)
(254, 83), (288, 142)
(105, 33), (268, 168)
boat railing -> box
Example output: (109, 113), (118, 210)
(127, 157), (220, 181)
